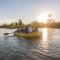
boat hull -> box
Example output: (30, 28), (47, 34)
(14, 32), (42, 38)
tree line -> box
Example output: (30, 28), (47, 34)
(0, 19), (60, 29)
(0, 20), (41, 29)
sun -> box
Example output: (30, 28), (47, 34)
(37, 12), (49, 23)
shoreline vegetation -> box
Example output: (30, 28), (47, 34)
(1, 18), (60, 38)
(0, 19), (60, 29)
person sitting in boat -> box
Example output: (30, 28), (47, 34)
(28, 27), (33, 33)
(25, 26), (29, 33)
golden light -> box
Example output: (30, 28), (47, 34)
(42, 28), (49, 49)
(37, 12), (50, 23)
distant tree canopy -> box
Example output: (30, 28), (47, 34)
(30, 21), (40, 28)
(0, 19), (25, 29)
(0, 18), (60, 29)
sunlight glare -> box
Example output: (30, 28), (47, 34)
(42, 28), (49, 49)
(37, 12), (50, 23)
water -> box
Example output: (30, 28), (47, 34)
(0, 28), (60, 60)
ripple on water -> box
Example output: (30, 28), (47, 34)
(0, 28), (59, 60)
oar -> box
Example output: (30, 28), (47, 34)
(4, 33), (10, 35)
(4, 32), (14, 35)
(4, 30), (17, 35)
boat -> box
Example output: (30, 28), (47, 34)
(14, 32), (42, 38)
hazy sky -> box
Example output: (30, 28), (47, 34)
(0, 0), (60, 24)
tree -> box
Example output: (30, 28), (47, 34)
(18, 19), (22, 28)
(30, 21), (40, 31)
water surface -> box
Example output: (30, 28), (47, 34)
(0, 28), (60, 60)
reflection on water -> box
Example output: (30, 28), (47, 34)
(42, 28), (49, 49)
(41, 28), (54, 50)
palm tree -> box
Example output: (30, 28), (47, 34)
(18, 19), (22, 31)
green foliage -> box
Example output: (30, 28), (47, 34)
(0, 20), (41, 29)
(30, 21), (40, 28)
(0, 19), (60, 29)
(0, 19), (25, 29)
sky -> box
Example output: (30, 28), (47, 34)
(0, 0), (60, 24)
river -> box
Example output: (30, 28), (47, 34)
(0, 28), (60, 60)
